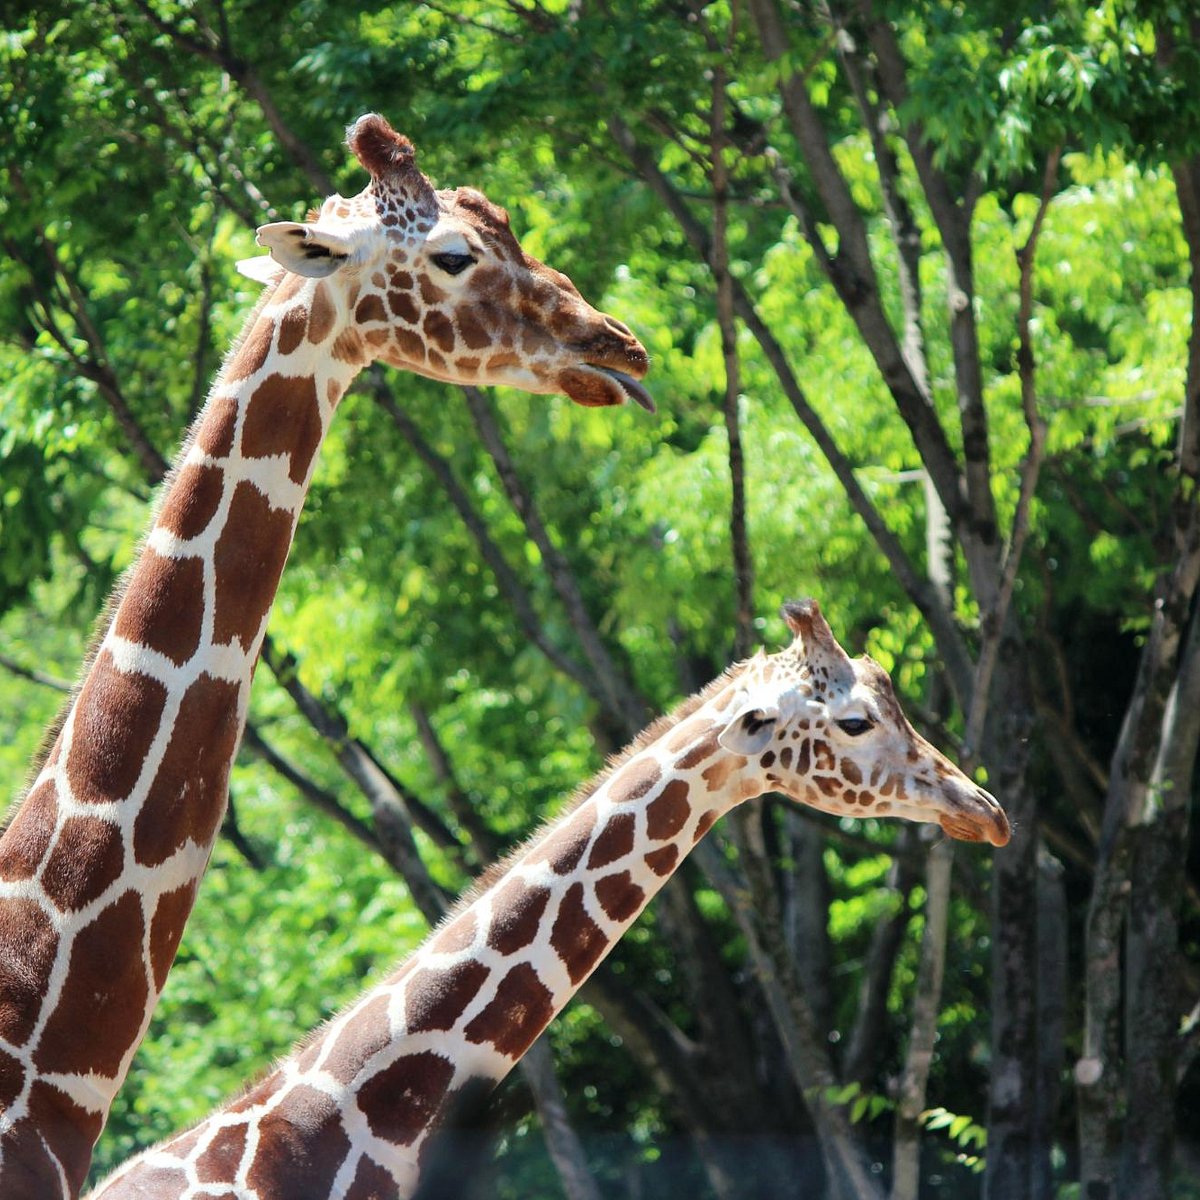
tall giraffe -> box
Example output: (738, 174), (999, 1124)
(90, 599), (1009, 1200)
(0, 113), (650, 1198)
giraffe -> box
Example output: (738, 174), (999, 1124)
(0, 112), (651, 1198)
(89, 598), (1009, 1200)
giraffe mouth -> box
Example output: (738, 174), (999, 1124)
(587, 366), (656, 413)
(939, 803), (1010, 847)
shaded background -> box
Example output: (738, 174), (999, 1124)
(2, 2), (1199, 1197)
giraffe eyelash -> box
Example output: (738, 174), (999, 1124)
(431, 251), (476, 275)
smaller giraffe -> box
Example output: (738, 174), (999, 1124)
(0, 113), (649, 1197)
(90, 599), (1008, 1200)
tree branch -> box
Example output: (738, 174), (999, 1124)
(850, 1), (998, 561)
(707, 27), (756, 661)
(962, 145), (1060, 759)
(461, 385), (650, 732)
(607, 115), (977, 706)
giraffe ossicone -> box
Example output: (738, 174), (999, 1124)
(90, 599), (1007, 1200)
(0, 113), (650, 1199)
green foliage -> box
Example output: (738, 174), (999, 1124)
(3, 2), (1200, 1197)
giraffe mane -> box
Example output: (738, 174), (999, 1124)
(441, 657), (751, 920)
(4, 284), (283, 831)
(182, 660), (754, 1112)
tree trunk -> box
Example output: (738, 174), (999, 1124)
(983, 654), (1040, 1200)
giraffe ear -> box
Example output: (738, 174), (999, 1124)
(235, 254), (286, 287)
(254, 221), (356, 279)
(718, 703), (780, 756)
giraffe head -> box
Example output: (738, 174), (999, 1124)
(718, 599), (1010, 846)
(242, 114), (652, 410)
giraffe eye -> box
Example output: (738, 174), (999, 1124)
(431, 252), (476, 276)
(836, 717), (873, 736)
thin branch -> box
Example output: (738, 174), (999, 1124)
(461, 385), (650, 732)
(962, 145), (1061, 759)
(744, 0), (971, 542)
(239, 721), (383, 855)
(607, 115), (976, 706)
(849, 0), (998, 560)
(409, 700), (498, 865)
(258, 635), (453, 924)
(707, 13), (755, 661)
(220, 788), (265, 870)
(128, 0), (335, 195)
(0, 652), (72, 693)
(366, 372), (601, 708)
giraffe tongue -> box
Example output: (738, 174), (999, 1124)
(595, 367), (656, 413)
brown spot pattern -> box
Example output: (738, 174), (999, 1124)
(388, 290), (419, 324)
(646, 779), (691, 841)
(595, 872), (645, 923)
(195, 396), (238, 458)
(308, 281), (336, 344)
(212, 481), (295, 649)
(431, 912), (477, 955)
(0, 899), (59, 1046)
(464, 963), (554, 1058)
(644, 845), (679, 876)
(320, 995), (391, 1085)
(666, 719), (715, 755)
(240, 373), (323, 487)
(675, 727), (722, 770)
(245, 1085), (350, 1196)
(405, 960), (490, 1034)
(356, 294), (387, 325)
(608, 757), (661, 806)
(842, 759), (863, 785)
(701, 756), (739, 792)
(456, 309), (491, 350)
(40, 816), (124, 912)
(528, 804), (595, 876)
(551, 882), (607, 983)
(332, 328), (366, 364)
(419, 277), (446, 306)
(36, 890), (147, 1078)
(423, 310), (455, 353)
(134, 672), (241, 867)
(797, 739), (811, 774)
(694, 810), (719, 841)
(0, 780), (58, 881)
(487, 878), (550, 955)
(158, 464), (225, 540)
(393, 326), (425, 361)
(196, 1123), (248, 1183)
(66, 650), (167, 806)
(113, 551), (205, 666)
(814, 740), (835, 771)
(586, 812), (634, 869)
(149, 881), (198, 991)
(0, 1047), (23, 1111)
(358, 1051), (455, 1147)
(27, 1079), (103, 1196)
(276, 306), (307, 356)
(225, 317), (274, 381)
(346, 1156), (401, 1200)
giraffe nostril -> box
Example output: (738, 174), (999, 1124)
(604, 315), (634, 340)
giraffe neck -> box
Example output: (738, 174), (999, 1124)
(0, 275), (362, 1196)
(89, 677), (758, 1200)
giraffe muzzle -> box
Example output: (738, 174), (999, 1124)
(939, 786), (1011, 847)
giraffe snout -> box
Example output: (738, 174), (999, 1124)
(939, 782), (1010, 847)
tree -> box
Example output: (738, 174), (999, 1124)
(1, 3), (1198, 1198)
